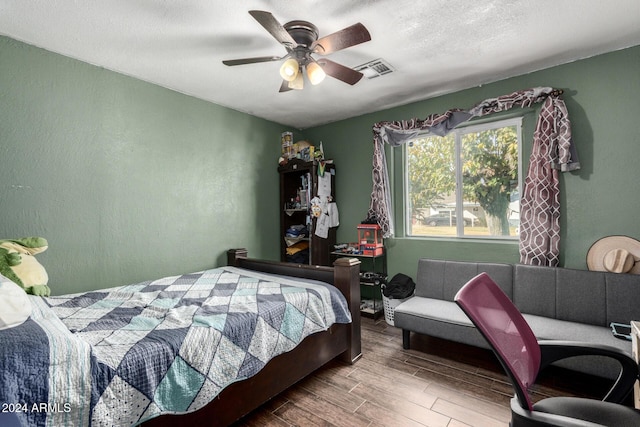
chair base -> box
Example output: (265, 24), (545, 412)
(511, 396), (640, 427)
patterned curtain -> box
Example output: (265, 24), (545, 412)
(518, 96), (578, 266)
(368, 110), (473, 238)
(368, 87), (580, 266)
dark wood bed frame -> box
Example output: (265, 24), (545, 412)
(143, 248), (361, 427)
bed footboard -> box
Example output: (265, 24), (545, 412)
(227, 248), (362, 363)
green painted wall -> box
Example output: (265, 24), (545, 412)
(0, 36), (289, 295)
(305, 45), (640, 280)
(3, 34), (639, 293)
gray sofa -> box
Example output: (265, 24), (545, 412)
(394, 259), (640, 379)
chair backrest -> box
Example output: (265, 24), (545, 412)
(454, 272), (541, 410)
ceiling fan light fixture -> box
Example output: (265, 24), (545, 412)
(280, 58), (299, 81)
(224, 11), (372, 92)
(306, 60), (326, 85)
(288, 70), (304, 90)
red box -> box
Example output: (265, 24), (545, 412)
(362, 246), (384, 256)
(357, 224), (383, 255)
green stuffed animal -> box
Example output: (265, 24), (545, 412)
(0, 237), (50, 296)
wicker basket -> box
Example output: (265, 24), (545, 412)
(382, 293), (413, 326)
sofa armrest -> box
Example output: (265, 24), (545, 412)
(539, 340), (638, 403)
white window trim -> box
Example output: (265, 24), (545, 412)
(404, 116), (523, 239)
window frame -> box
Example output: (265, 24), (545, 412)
(403, 116), (523, 239)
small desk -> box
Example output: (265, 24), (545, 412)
(631, 321), (640, 409)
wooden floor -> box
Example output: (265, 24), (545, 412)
(234, 317), (614, 427)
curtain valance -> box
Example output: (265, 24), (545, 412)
(368, 87), (580, 266)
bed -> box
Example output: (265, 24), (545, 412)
(0, 248), (361, 427)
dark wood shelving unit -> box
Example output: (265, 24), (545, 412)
(278, 159), (336, 266)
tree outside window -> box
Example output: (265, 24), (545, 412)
(406, 117), (522, 238)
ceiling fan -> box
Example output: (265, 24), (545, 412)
(222, 10), (371, 92)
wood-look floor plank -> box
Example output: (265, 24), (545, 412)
(348, 370), (437, 410)
(423, 382), (510, 422)
(311, 362), (363, 393)
(239, 408), (291, 427)
(360, 347), (422, 376)
(351, 358), (432, 391)
(355, 400), (435, 427)
(234, 317), (607, 427)
(273, 401), (335, 427)
(446, 420), (472, 427)
(282, 387), (371, 427)
(299, 376), (366, 413)
(350, 383), (449, 427)
(431, 398), (508, 427)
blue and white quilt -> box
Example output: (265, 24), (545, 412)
(0, 266), (351, 427)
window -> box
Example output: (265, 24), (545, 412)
(405, 117), (522, 238)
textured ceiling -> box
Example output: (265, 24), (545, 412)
(1, 0), (640, 129)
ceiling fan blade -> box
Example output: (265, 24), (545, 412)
(317, 59), (364, 85)
(279, 80), (293, 92)
(249, 10), (297, 48)
(312, 23), (371, 55)
(222, 56), (283, 66)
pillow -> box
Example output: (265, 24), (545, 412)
(0, 273), (32, 330)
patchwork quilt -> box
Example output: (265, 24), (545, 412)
(0, 267), (351, 427)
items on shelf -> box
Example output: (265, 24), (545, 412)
(333, 223), (385, 256)
(279, 158), (337, 265)
(334, 243), (360, 254)
(360, 299), (383, 313)
(285, 241), (310, 264)
(285, 174), (310, 211)
(281, 131), (294, 160)
(279, 131), (322, 163)
(284, 224), (309, 248)
(361, 271), (387, 286)
(357, 223), (384, 256)
(285, 224), (308, 238)
(332, 239), (387, 320)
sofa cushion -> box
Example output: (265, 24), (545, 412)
(605, 273), (640, 326)
(415, 259), (513, 301)
(556, 268), (607, 326)
(523, 314), (629, 353)
(394, 297), (491, 349)
(513, 264), (558, 317)
(524, 313), (631, 378)
(394, 296), (472, 326)
(514, 265), (609, 326)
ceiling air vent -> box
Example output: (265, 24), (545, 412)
(354, 58), (395, 79)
